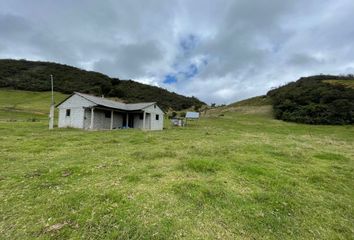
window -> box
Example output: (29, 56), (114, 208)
(139, 113), (144, 120)
(155, 114), (159, 120)
(105, 111), (111, 118)
(66, 109), (71, 117)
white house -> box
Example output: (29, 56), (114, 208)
(56, 92), (164, 130)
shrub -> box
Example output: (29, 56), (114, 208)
(267, 75), (354, 125)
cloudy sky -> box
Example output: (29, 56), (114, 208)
(1, 0), (353, 104)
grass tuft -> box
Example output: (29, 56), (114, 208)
(180, 158), (222, 173)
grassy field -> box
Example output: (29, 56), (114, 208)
(0, 91), (353, 239)
(0, 89), (68, 121)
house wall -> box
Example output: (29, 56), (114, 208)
(133, 113), (144, 129)
(92, 109), (110, 129)
(58, 94), (94, 128)
(58, 108), (85, 128)
(83, 109), (124, 129)
(143, 104), (164, 130)
(146, 113), (151, 129)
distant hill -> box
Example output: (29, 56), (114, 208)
(0, 59), (205, 111)
(267, 75), (354, 125)
(228, 95), (271, 107)
(205, 95), (273, 118)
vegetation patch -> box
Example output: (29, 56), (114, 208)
(324, 79), (354, 89)
(180, 158), (222, 173)
(237, 164), (276, 178)
(172, 181), (228, 208)
(267, 75), (354, 124)
(130, 149), (177, 161)
(24, 168), (49, 179)
(314, 152), (349, 162)
(122, 174), (142, 183)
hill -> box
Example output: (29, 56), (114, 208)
(0, 89), (68, 121)
(205, 95), (273, 118)
(228, 95), (271, 107)
(0, 59), (205, 110)
(267, 75), (354, 125)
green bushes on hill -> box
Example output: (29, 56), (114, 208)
(109, 79), (203, 110)
(267, 75), (354, 124)
(0, 59), (205, 110)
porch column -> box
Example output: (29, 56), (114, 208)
(90, 108), (94, 129)
(126, 113), (129, 128)
(143, 111), (146, 130)
(110, 110), (114, 130)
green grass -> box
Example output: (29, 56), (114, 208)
(324, 79), (354, 89)
(229, 95), (271, 107)
(0, 89), (68, 121)
(0, 90), (354, 239)
(206, 95), (273, 118)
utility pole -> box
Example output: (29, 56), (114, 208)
(49, 75), (54, 129)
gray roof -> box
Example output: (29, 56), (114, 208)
(186, 112), (200, 119)
(75, 92), (155, 111)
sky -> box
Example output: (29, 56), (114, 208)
(1, 0), (353, 104)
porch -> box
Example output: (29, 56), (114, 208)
(84, 107), (151, 130)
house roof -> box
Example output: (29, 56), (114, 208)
(186, 111), (200, 119)
(58, 92), (156, 111)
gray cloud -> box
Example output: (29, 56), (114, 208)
(1, 0), (353, 104)
(93, 41), (164, 78)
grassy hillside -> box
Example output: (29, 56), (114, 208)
(324, 79), (354, 89)
(1, 91), (353, 239)
(228, 95), (271, 107)
(206, 95), (273, 118)
(0, 59), (205, 110)
(0, 89), (68, 121)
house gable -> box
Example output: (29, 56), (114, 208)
(143, 104), (164, 115)
(57, 94), (96, 109)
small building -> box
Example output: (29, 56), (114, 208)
(171, 118), (185, 127)
(56, 92), (164, 130)
(185, 111), (200, 126)
(185, 112), (200, 119)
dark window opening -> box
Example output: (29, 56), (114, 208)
(154, 104), (156, 108)
(139, 113), (144, 120)
(66, 109), (71, 117)
(123, 114), (134, 128)
(156, 114), (159, 120)
(105, 111), (111, 118)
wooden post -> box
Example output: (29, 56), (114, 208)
(49, 75), (54, 130)
(90, 108), (94, 129)
(143, 111), (146, 130)
(49, 105), (54, 129)
(110, 110), (114, 130)
(126, 113), (129, 128)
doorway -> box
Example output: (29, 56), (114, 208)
(122, 113), (134, 128)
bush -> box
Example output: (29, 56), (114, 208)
(267, 75), (354, 125)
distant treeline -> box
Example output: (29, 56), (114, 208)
(267, 75), (354, 125)
(0, 59), (205, 111)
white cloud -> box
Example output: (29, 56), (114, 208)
(0, 0), (353, 104)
